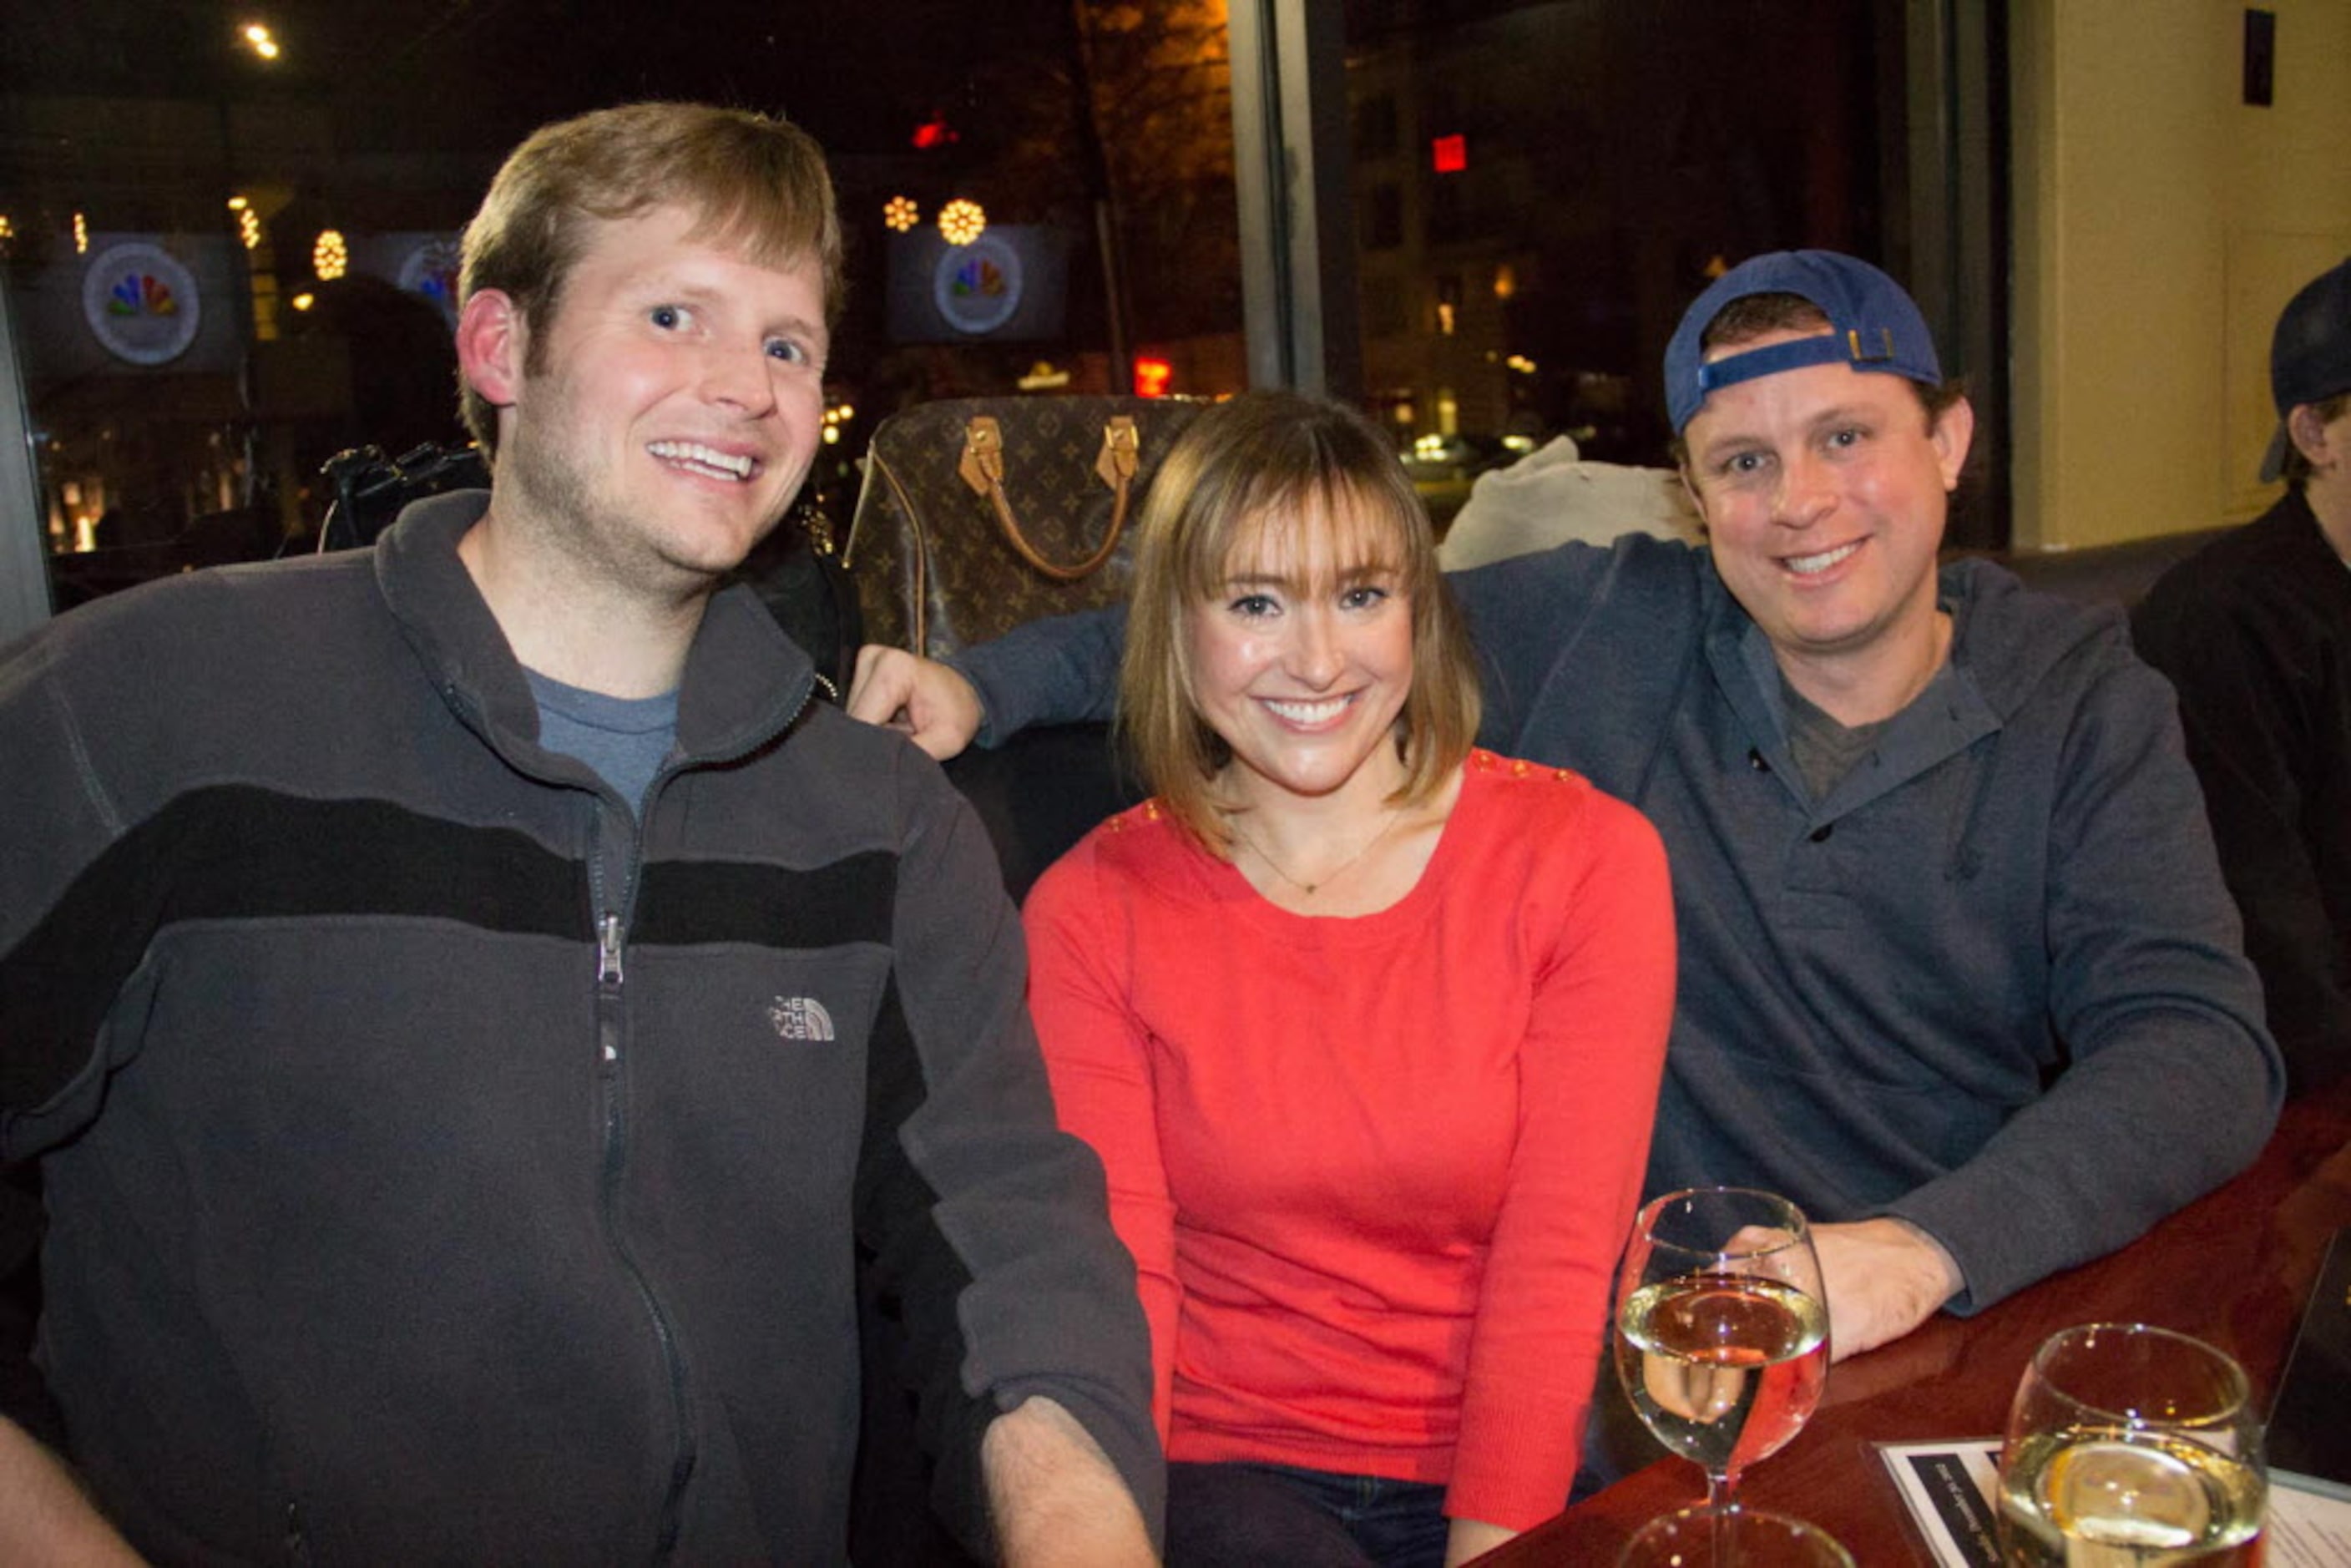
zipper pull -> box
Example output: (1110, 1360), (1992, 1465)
(598, 912), (624, 987)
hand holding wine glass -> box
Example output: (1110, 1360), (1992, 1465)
(1995, 1323), (2265, 1565)
(1613, 1186), (1830, 1509)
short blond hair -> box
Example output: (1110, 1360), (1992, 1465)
(1117, 391), (1479, 853)
(457, 101), (843, 460)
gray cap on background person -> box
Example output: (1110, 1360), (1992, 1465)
(2259, 256), (2351, 483)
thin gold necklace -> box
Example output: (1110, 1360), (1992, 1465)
(1225, 803), (1404, 898)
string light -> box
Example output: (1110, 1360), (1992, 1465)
(938, 199), (987, 246)
(882, 196), (918, 233)
(73, 212), (88, 254)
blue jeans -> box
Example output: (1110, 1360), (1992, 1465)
(1167, 1459), (1450, 1568)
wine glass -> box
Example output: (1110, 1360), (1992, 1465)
(1619, 1507), (1853, 1568)
(1995, 1323), (2266, 1565)
(1613, 1186), (1829, 1510)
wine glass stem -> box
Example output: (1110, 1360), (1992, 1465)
(1706, 1468), (1741, 1567)
(1706, 1470), (1740, 1568)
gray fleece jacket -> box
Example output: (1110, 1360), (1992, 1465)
(0, 493), (1159, 1565)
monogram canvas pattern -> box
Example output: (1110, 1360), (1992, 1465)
(845, 396), (1203, 657)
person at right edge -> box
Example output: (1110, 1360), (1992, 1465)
(852, 250), (2287, 1383)
(2136, 256), (2351, 1093)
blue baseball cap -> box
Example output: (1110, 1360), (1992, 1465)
(2259, 256), (2351, 483)
(1664, 250), (1944, 435)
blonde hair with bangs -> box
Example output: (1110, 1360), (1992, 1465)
(1117, 391), (1480, 854)
(458, 100), (844, 461)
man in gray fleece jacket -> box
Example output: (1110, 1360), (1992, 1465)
(0, 103), (1158, 1565)
(850, 251), (2283, 1366)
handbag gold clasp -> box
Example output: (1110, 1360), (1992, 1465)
(1095, 415), (1140, 489)
(957, 415), (1006, 496)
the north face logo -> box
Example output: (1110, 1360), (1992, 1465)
(766, 996), (836, 1042)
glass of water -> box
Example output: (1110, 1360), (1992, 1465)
(1995, 1323), (2265, 1565)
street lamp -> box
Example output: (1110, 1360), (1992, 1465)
(215, 14), (288, 511)
(219, 16), (287, 341)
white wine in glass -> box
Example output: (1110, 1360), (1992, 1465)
(1613, 1186), (1828, 1508)
(1996, 1323), (2265, 1565)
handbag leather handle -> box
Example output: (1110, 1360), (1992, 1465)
(955, 414), (1140, 583)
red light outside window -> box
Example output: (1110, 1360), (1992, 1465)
(1131, 356), (1174, 398)
(1432, 134), (1466, 174)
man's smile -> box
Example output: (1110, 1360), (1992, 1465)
(1783, 539), (1863, 576)
(647, 439), (759, 482)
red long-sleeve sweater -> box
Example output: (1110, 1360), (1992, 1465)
(1022, 750), (1675, 1530)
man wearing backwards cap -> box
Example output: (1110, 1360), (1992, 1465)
(2136, 256), (2351, 1092)
(852, 251), (2283, 1365)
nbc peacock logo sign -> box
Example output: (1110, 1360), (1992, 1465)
(81, 242), (203, 367)
(932, 232), (1024, 336)
(397, 236), (463, 327)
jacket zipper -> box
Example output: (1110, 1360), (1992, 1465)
(430, 614), (822, 1556)
(589, 821), (695, 1559)
(599, 911), (625, 990)
(581, 670), (814, 1556)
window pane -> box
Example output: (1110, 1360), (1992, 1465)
(1345, 0), (1904, 518)
(2, 1), (1246, 608)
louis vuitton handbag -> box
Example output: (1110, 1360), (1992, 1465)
(842, 395), (1204, 658)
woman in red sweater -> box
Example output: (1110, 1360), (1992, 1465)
(1022, 392), (1676, 1567)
